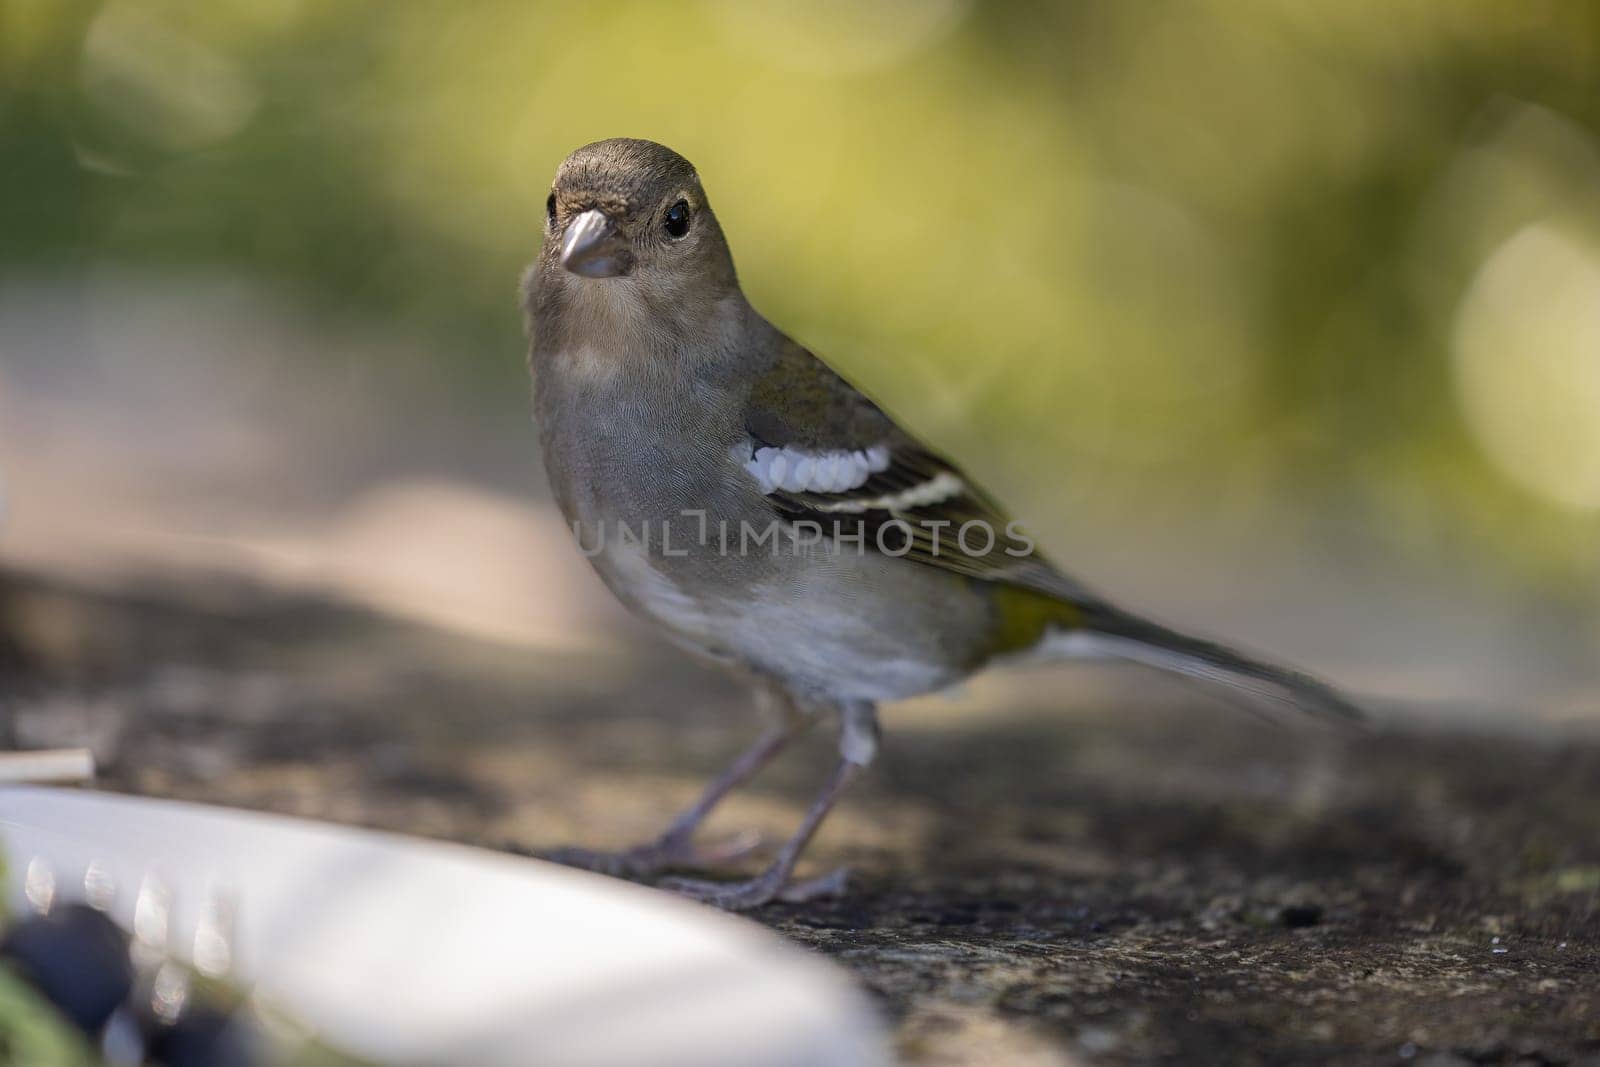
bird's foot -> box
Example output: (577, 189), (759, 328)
(542, 829), (762, 878)
(659, 865), (851, 911)
(777, 866), (852, 903)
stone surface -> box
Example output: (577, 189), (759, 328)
(2, 567), (1598, 1065)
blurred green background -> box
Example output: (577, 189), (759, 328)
(3, 0), (1599, 641)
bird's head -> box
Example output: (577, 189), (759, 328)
(532, 139), (737, 314)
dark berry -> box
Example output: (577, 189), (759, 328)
(1, 904), (134, 1035)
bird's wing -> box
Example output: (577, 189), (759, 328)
(739, 340), (1365, 726)
(738, 340), (1095, 601)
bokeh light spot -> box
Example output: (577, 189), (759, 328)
(80, 0), (260, 153)
(1453, 222), (1600, 511)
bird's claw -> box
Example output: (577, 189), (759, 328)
(778, 865), (851, 903)
(660, 865), (851, 911)
(687, 828), (764, 867)
(541, 828), (763, 878)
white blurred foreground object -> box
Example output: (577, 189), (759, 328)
(0, 749), (95, 784)
(0, 788), (889, 1067)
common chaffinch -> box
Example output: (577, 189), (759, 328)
(523, 138), (1359, 909)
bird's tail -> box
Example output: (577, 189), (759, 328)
(1047, 601), (1365, 727)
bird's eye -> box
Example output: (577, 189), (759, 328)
(546, 193), (557, 223)
(664, 199), (690, 239)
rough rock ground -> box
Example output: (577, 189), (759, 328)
(2, 567), (1597, 1066)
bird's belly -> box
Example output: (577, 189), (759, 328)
(590, 530), (985, 704)
(538, 402), (992, 703)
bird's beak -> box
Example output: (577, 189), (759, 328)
(560, 209), (634, 278)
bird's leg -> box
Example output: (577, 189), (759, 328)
(659, 701), (877, 910)
(543, 691), (807, 877)
(658, 757), (861, 910)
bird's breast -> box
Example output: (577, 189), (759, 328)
(533, 358), (769, 580)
